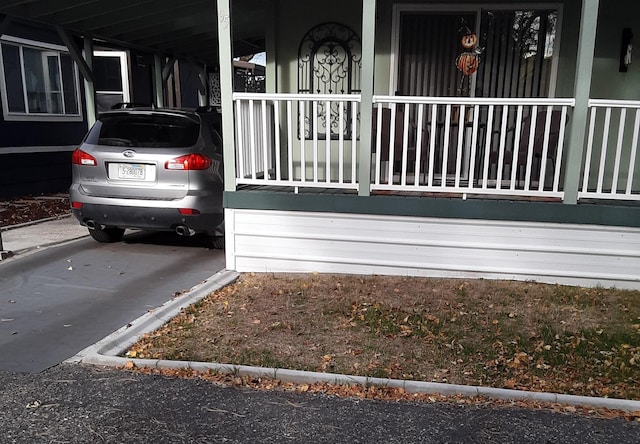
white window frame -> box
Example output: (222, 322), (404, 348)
(93, 50), (130, 109)
(0, 35), (83, 122)
(389, 3), (563, 98)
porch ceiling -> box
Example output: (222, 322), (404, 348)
(0, 0), (267, 65)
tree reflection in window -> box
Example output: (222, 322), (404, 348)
(298, 22), (361, 139)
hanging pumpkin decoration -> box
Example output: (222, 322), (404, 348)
(460, 33), (478, 49)
(455, 31), (481, 76)
(456, 51), (480, 76)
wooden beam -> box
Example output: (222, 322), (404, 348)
(55, 25), (94, 83)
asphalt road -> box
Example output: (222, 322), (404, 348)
(0, 231), (225, 373)
(1, 364), (639, 444)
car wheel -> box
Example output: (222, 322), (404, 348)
(210, 235), (225, 249)
(88, 226), (125, 243)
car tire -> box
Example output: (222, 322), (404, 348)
(88, 226), (125, 243)
(210, 236), (225, 249)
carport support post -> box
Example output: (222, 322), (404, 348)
(83, 38), (96, 128)
(217, 0), (237, 192)
(154, 55), (165, 108)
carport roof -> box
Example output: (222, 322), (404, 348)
(0, 0), (267, 66)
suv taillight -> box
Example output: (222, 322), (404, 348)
(165, 154), (212, 170)
(72, 148), (97, 166)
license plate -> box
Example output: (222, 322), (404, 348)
(117, 163), (145, 180)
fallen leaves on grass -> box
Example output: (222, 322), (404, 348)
(125, 273), (640, 401)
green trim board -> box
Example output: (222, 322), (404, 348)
(224, 190), (640, 229)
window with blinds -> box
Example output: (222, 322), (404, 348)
(396, 8), (559, 99)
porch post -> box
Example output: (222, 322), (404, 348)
(562, 0), (599, 204)
(357, 0), (376, 196)
(217, 0), (237, 192)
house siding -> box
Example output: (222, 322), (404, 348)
(226, 207), (640, 290)
(0, 21), (87, 197)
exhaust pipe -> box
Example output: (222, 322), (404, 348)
(175, 225), (195, 237)
(86, 220), (96, 229)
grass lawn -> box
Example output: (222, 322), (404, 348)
(126, 273), (640, 401)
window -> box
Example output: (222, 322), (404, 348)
(392, 5), (561, 98)
(0, 36), (81, 121)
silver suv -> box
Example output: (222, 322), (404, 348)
(69, 108), (224, 246)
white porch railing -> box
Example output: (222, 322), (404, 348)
(233, 93), (640, 203)
(579, 99), (640, 201)
(233, 92), (360, 190)
(370, 96), (574, 198)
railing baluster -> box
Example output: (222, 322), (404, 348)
(351, 101), (357, 184)
(248, 99), (257, 180)
(468, 105), (480, 190)
(552, 106), (568, 192)
(523, 105), (538, 191)
(496, 105), (509, 190)
(596, 107), (612, 193)
(325, 99), (331, 183)
(582, 107), (598, 194)
(401, 105), (410, 186)
(312, 100), (318, 183)
(299, 99), (306, 182)
(454, 104), (465, 188)
(441, 104), (452, 188)
(611, 108), (626, 194)
(235, 100), (245, 181)
(627, 109), (640, 195)
(481, 105), (494, 189)
(388, 103), (397, 185)
(338, 101), (344, 184)
(287, 100), (293, 181)
(374, 102), (382, 185)
(274, 100), (281, 181)
(509, 105), (524, 191)
(537, 105), (553, 192)
(428, 104), (437, 187)
(261, 99), (269, 181)
(414, 103), (425, 186)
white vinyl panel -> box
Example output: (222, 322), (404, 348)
(228, 209), (640, 290)
(234, 211), (640, 257)
(235, 231), (640, 279)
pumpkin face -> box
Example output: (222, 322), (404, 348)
(456, 52), (480, 76)
(461, 33), (478, 49)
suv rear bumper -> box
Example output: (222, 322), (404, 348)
(71, 202), (223, 234)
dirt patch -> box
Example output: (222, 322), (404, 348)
(127, 273), (640, 400)
(0, 194), (70, 226)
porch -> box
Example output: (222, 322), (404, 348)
(232, 93), (640, 204)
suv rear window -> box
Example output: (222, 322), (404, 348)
(85, 113), (200, 148)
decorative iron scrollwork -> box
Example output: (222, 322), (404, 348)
(298, 22), (362, 139)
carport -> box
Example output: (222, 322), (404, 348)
(0, 0), (265, 123)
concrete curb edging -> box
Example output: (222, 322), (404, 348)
(69, 269), (640, 413)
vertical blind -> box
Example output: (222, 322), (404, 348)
(397, 9), (558, 99)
